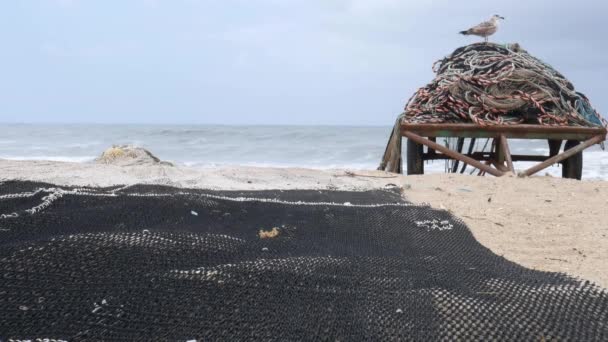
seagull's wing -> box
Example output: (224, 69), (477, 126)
(474, 20), (496, 29)
(465, 20), (497, 35)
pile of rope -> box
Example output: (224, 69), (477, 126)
(403, 43), (606, 127)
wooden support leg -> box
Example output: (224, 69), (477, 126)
(378, 127), (402, 173)
(491, 161), (510, 172)
(493, 138), (501, 161)
(403, 131), (504, 177)
(478, 160), (492, 176)
(461, 138), (477, 174)
(491, 138), (508, 172)
(499, 134), (514, 173)
(548, 140), (562, 157)
(427, 137), (437, 158)
(521, 134), (604, 177)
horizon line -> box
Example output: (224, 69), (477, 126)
(0, 121), (394, 128)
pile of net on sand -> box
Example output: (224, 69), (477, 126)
(96, 145), (173, 167)
(402, 43), (606, 127)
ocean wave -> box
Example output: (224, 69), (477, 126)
(179, 161), (381, 170)
(0, 124), (606, 180)
(65, 141), (104, 148)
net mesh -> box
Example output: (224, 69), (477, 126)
(1, 181), (607, 340)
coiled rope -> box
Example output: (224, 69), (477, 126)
(378, 43), (606, 172)
(402, 43), (606, 127)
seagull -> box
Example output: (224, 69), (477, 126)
(460, 15), (505, 43)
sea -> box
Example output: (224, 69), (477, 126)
(1, 124), (607, 180)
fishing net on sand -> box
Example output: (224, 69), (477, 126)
(403, 43), (606, 127)
(1, 181), (608, 340)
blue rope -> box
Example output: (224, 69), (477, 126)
(575, 94), (603, 126)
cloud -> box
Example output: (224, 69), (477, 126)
(8, 0), (608, 123)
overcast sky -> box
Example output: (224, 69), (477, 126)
(0, 0), (606, 125)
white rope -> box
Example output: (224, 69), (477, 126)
(0, 186), (423, 220)
(0, 189), (45, 200)
(25, 190), (65, 215)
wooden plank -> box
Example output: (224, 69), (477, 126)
(401, 123), (607, 140)
(403, 131), (504, 177)
(401, 123), (606, 135)
(521, 134), (605, 177)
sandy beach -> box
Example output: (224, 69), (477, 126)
(1, 159), (607, 289)
(4, 2), (608, 338)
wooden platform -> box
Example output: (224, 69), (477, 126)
(381, 123), (607, 178)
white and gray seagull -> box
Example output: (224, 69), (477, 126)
(460, 15), (505, 43)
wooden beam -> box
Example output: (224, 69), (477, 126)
(479, 160), (492, 176)
(424, 153), (549, 162)
(499, 134), (514, 172)
(401, 123), (606, 135)
(401, 123), (607, 140)
(521, 134), (605, 177)
(403, 131), (505, 177)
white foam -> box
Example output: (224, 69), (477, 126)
(180, 161), (379, 170)
(65, 141), (103, 148)
(0, 156), (96, 163)
(0, 123), (606, 179)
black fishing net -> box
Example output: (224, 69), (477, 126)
(1, 181), (607, 341)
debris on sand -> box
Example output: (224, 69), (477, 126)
(96, 145), (173, 167)
(258, 227), (280, 239)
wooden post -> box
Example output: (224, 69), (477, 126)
(499, 134), (514, 172)
(548, 140), (562, 157)
(491, 161), (510, 172)
(403, 131), (504, 177)
(427, 137), (437, 158)
(521, 134), (605, 177)
(494, 138), (504, 166)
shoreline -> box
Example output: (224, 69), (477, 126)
(1, 159), (607, 288)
